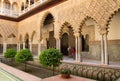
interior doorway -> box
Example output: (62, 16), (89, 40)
(61, 33), (69, 56)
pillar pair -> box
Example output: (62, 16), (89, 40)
(100, 28), (109, 65)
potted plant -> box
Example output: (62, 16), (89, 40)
(60, 68), (71, 78)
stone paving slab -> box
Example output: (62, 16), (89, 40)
(41, 75), (96, 81)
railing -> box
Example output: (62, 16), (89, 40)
(19, 0), (49, 16)
(0, 0), (49, 18)
(0, 8), (19, 17)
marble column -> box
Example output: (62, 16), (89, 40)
(99, 28), (108, 65)
(17, 42), (20, 52)
(75, 36), (78, 62)
(38, 41), (41, 55)
(101, 34), (104, 64)
(29, 41), (32, 52)
(3, 42), (7, 54)
(78, 35), (82, 62)
(28, 0), (31, 8)
(23, 42), (25, 49)
(104, 33), (108, 65)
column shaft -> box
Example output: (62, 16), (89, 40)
(104, 34), (108, 65)
(38, 42), (41, 55)
(28, 0), (31, 7)
(29, 42), (32, 52)
(78, 36), (82, 62)
(17, 43), (20, 52)
(23, 42), (25, 49)
(101, 35), (104, 64)
(3, 42), (7, 54)
(75, 37), (78, 61)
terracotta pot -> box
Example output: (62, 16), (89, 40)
(61, 74), (70, 78)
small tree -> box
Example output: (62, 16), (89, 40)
(15, 49), (33, 71)
(39, 48), (63, 75)
(4, 49), (17, 62)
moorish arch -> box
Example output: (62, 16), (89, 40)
(40, 12), (56, 50)
(79, 17), (101, 62)
(12, 2), (18, 12)
(59, 22), (75, 57)
(106, 9), (120, 64)
(7, 33), (17, 49)
(4, 0), (11, 9)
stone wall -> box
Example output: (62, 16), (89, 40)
(7, 44), (17, 50)
(32, 44), (38, 55)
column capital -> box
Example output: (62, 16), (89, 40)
(74, 33), (80, 38)
(38, 39), (41, 42)
(99, 28), (108, 35)
(55, 36), (60, 40)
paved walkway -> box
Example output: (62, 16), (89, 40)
(63, 56), (120, 65)
(0, 63), (41, 81)
(41, 75), (96, 81)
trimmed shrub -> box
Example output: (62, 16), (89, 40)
(15, 49), (33, 71)
(4, 49), (17, 58)
(39, 48), (63, 75)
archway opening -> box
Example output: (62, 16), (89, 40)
(60, 23), (75, 59)
(41, 13), (56, 50)
(7, 33), (17, 50)
(108, 10), (120, 65)
(61, 33), (69, 56)
(80, 18), (100, 63)
(4, 0), (10, 9)
(12, 2), (18, 12)
(25, 34), (29, 49)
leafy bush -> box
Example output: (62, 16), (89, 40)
(15, 49), (33, 63)
(15, 49), (33, 71)
(4, 49), (17, 58)
(39, 48), (63, 75)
